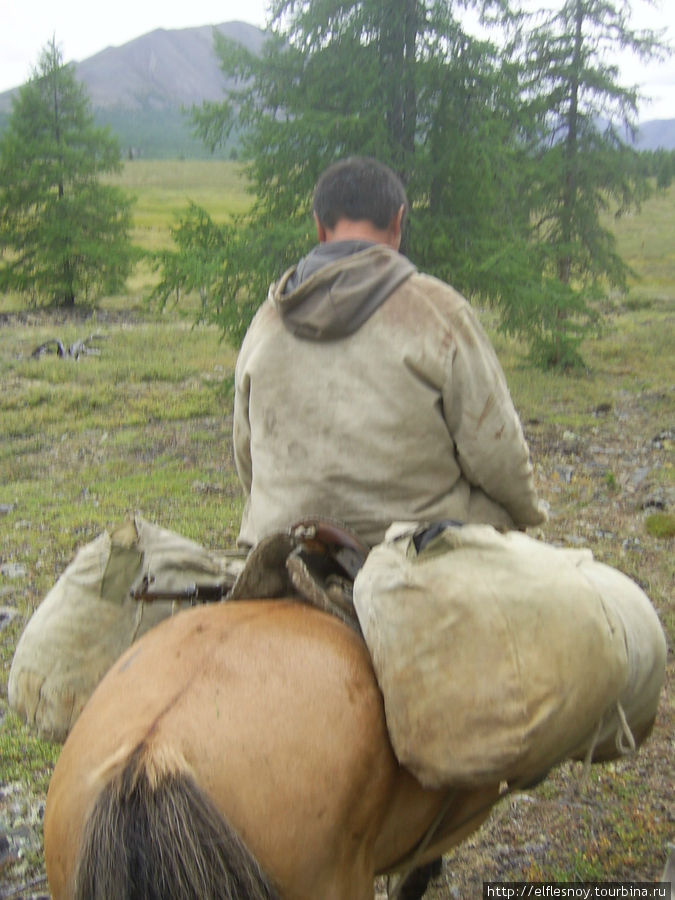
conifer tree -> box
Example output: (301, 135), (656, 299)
(0, 39), (134, 307)
(508, 0), (671, 367)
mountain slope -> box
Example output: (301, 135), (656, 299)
(74, 22), (265, 111)
(0, 22), (265, 159)
(634, 118), (675, 152)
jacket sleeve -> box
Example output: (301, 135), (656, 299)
(442, 303), (547, 527)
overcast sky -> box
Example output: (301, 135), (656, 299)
(1, 0), (673, 121)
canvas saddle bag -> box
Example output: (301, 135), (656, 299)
(8, 516), (243, 742)
(353, 522), (667, 789)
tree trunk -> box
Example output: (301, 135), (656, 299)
(558, 0), (584, 286)
(379, 0), (418, 181)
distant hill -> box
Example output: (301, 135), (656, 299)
(0, 22), (673, 156)
(0, 22), (266, 159)
(73, 22), (266, 111)
(633, 118), (675, 152)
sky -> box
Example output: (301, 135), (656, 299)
(1, 0), (673, 121)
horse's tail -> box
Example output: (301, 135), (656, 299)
(73, 745), (279, 900)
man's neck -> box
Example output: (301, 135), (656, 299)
(317, 214), (402, 251)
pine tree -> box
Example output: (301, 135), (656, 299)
(0, 39), (135, 307)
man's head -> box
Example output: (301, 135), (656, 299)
(312, 157), (408, 250)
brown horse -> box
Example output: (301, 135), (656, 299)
(44, 600), (500, 900)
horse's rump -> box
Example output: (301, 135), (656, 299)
(46, 602), (404, 898)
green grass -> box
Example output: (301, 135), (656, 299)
(520, 764), (674, 884)
(610, 186), (675, 291)
(0, 712), (60, 791)
(645, 512), (675, 539)
(105, 159), (252, 252)
(0, 319), (240, 580)
(2, 322), (232, 423)
(492, 180), (674, 430)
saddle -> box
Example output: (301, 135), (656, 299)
(228, 519), (369, 632)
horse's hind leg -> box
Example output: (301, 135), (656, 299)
(307, 865), (374, 900)
(398, 858), (444, 899)
(283, 835), (377, 900)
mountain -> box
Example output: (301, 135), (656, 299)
(632, 118), (675, 152)
(72, 22), (266, 111)
(0, 22), (266, 159)
(0, 22), (673, 156)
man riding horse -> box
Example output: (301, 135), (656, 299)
(232, 156), (546, 895)
(44, 159), (666, 900)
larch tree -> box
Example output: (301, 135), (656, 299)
(0, 38), (135, 307)
(508, 0), (672, 367)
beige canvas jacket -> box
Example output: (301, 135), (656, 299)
(234, 243), (546, 548)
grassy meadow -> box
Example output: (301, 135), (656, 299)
(0, 161), (673, 895)
(108, 159), (253, 251)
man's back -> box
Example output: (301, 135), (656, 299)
(234, 243), (545, 548)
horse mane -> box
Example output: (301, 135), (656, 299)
(72, 744), (279, 900)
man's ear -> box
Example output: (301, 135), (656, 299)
(392, 205), (405, 236)
(314, 213), (328, 243)
(388, 205), (405, 249)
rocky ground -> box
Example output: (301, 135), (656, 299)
(0, 383), (672, 899)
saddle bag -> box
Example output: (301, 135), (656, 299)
(8, 516), (239, 742)
(353, 522), (666, 789)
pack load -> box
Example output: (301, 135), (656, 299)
(353, 522), (667, 789)
(8, 516), (240, 742)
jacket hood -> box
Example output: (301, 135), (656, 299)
(271, 242), (416, 340)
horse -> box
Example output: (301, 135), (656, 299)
(44, 598), (501, 900)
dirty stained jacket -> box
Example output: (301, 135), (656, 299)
(233, 241), (546, 549)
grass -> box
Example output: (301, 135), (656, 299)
(0, 163), (673, 895)
(492, 309), (672, 432)
(0, 713), (59, 791)
(0, 322), (241, 627)
(646, 512), (675, 539)
(610, 186), (675, 293)
(105, 159), (252, 252)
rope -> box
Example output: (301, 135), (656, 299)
(387, 706), (639, 897)
(581, 715), (604, 783)
(385, 780), (540, 900)
(615, 701), (636, 754)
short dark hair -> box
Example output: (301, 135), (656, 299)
(313, 157), (408, 231)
